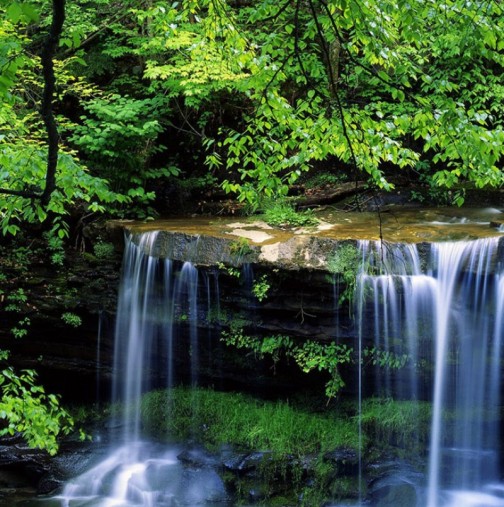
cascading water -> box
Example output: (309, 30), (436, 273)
(357, 237), (504, 506)
(51, 232), (228, 507)
(428, 239), (504, 507)
(42, 226), (503, 507)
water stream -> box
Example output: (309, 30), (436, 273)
(36, 231), (504, 506)
(357, 238), (504, 506)
(46, 232), (229, 506)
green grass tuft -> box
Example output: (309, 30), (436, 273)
(360, 398), (431, 454)
(140, 387), (359, 455)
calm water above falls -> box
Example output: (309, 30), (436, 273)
(32, 232), (504, 507)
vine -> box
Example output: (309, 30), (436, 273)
(326, 243), (360, 306)
(220, 327), (352, 399)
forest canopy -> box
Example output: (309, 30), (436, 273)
(0, 0), (503, 233)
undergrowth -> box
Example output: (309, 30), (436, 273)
(260, 199), (318, 228)
(360, 398), (432, 454)
(140, 387), (361, 454)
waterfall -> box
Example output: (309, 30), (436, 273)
(113, 231), (162, 442)
(50, 229), (503, 507)
(357, 237), (504, 506)
(55, 232), (227, 507)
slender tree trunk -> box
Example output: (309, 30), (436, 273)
(40, 0), (65, 205)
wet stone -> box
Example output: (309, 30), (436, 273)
(323, 448), (359, 476)
(177, 448), (219, 468)
(222, 451), (271, 474)
(368, 480), (418, 507)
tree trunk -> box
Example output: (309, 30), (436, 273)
(40, 0), (66, 205)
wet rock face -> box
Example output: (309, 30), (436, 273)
(0, 434), (114, 500)
(1, 219), (363, 404)
(118, 208), (504, 270)
(323, 448), (359, 476)
(4, 215), (503, 404)
(0, 231), (122, 401)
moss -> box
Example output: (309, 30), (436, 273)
(360, 398), (432, 456)
(140, 387), (360, 455)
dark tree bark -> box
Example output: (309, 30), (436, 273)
(0, 0), (65, 205)
(39, 0), (66, 205)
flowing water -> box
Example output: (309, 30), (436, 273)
(43, 232), (230, 507)
(357, 237), (504, 506)
(35, 230), (504, 506)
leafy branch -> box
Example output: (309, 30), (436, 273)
(0, 0), (65, 206)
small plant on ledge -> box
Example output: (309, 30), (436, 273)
(261, 198), (318, 228)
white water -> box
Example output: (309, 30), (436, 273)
(46, 232), (504, 506)
(49, 232), (228, 507)
(55, 442), (227, 507)
(357, 238), (504, 507)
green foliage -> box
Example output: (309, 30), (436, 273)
(133, 0), (503, 204)
(216, 262), (241, 279)
(0, 244), (31, 275)
(0, 7), (132, 232)
(176, 173), (218, 193)
(252, 274), (270, 302)
(67, 93), (181, 219)
(229, 237), (253, 258)
(261, 199), (318, 228)
(302, 171), (349, 189)
(293, 341), (352, 398)
(61, 312), (82, 328)
(363, 347), (410, 370)
(140, 387), (359, 455)
(0, 144), (131, 235)
(0, 364), (75, 455)
(409, 161), (467, 206)
(44, 229), (66, 266)
(360, 398), (432, 453)
(2, 0), (502, 225)
(5, 287), (27, 307)
(3, 288), (30, 338)
(221, 328), (352, 399)
(326, 243), (360, 305)
(93, 241), (115, 259)
(10, 317), (30, 339)
(68, 94), (175, 188)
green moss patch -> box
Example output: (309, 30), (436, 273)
(140, 387), (360, 455)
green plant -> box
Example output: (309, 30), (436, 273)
(93, 241), (115, 259)
(1, 246), (32, 274)
(139, 387), (361, 504)
(11, 317), (30, 339)
(44, 228), (66, 266)
(360, 398), (432, 453)
(4, 289), (31, 338)
(221, 328), (353, 399)
(412, 162), (467, 206)
(5, 288), (27, 308)
(61, 312), (82, 328)
(140, 387), (359, 454)
(326, 244), (360, 306)
(363, 347), (411, 370)
(293, 341), (353, 399)
(229, 237), (253, 257)
(177, 173), (218, 192)
(302, 171), (349, 189)
(252, 274), (270, 302)
(216, 262), (241, 279)
(261, 199), (318, 228)
(0, 365), (76, 455)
